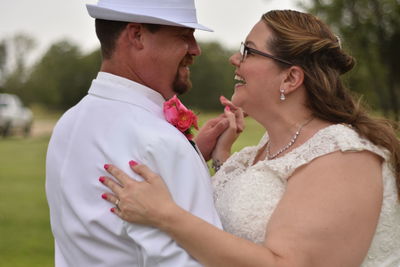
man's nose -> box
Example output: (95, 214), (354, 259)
(188, 37), (201, 56)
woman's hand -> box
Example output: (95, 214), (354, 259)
(212, 97), (245, 164)
(194, 114), (229, 161)
(195, 96), (245, 161)
(219, 95), (248, 118)
(100, 162), (178, 228)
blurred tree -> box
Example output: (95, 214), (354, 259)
(27, 41), (100, 109)
(11, 34), (36, 77)
(26, 40), (79, 108)
(0, 40), (6, 84)
(181, 42), (236, 111)
(2, 33), (36, 103)
(2, 37), (236, 111)
(304, 0), (400, 120)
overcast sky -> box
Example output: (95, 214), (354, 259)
(0, 0), (306, 59)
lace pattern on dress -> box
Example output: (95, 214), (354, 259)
(212, 124), (400, 265)
(263, 124), (389, 180)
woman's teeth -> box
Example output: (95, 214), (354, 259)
(234, 74), (246, 84)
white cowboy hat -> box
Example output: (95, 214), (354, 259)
(86, 0), (213, 32)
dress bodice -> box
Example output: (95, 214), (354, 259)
(212, 124), (400, 266)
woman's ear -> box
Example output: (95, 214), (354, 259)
(281, 66), (304, 95)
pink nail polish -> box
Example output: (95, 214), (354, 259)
(99, 177), (105, 183)
(101, 193), (107, 199)
(110, 208), (115, 213)
(129, 160), (138, 167)
(225, 106), (231, 112)
(104, 164), (110, 170)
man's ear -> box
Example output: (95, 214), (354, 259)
(125, 23), (144, 49)
(281, 66), (304, 95)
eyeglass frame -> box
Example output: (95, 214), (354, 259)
(239, 42), (293, 65)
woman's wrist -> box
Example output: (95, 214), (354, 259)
(158, 204), (187, 232)
(211, 150), (230, 172)
(212, 150), (230, 162)
(211, 158), (223, 172)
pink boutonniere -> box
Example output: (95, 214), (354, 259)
(163, 95), (198, 140)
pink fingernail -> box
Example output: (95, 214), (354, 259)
(110, 208), (115, 213)
(99, 177), (105, 183)
(225, 106), (231, 112)
(104, 164), (110, 170)
(101, 193), (107, 199)
(129, 160), (138, 167)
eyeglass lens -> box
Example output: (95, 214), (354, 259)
(239, 42), (246, 62)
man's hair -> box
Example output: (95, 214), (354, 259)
(95, 19), (129, 59)
(95, 19), (161, 59)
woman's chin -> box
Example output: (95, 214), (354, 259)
(231, 94), (242, 108)
(231, 95), (249, 115)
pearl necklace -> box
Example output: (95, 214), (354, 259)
(266, 117), (314, 160)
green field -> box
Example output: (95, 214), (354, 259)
(0, 113), (265, 267)
(0, 136), (53, 267)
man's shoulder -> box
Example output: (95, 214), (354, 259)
(101, 106), (190, 147)
(52, 96), (191, 149)
(133, 122), (190, 148)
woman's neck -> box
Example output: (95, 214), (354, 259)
(251, 109), (331, 162)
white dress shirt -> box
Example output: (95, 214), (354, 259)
(46, 72), (222, 267)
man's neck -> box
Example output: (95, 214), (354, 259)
(100, 59), (171, 100)
(100, 60), (143, 84)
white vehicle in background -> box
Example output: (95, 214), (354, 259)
(0, 93), (33, 137)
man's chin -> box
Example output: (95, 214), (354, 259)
(173, 79), (191, 95)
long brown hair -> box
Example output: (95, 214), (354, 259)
(262, 10), (400, 200)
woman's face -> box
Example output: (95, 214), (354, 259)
(229, 20), (287, 115)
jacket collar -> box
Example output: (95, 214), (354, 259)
(88, 72), (166, 119)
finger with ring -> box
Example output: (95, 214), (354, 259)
(115, 198), (120, 210)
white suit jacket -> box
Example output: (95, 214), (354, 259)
(46, 72), (222, 267)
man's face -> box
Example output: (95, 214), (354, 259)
(140, 26), (201, 99)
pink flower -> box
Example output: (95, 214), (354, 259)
(163, 95), (198, 140)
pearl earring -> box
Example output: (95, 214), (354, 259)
(280, 88), (286, 101)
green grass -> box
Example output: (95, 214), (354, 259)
(29, 104), (63, 120)
(0, 136), (53, 267)
(0, 112), (265, 266)
(197, 112), (266, 152)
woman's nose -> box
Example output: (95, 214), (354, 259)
(229, 52), (241, 66)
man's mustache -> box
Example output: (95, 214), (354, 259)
(181, 55), (194, 66)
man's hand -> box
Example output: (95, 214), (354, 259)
(195, 96), (245, 161)
(194, 114), (229, 161)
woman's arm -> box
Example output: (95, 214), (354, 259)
(100, 150), (383, 267)
(101, 163), (281, 267)
(210, 106), (244, 171)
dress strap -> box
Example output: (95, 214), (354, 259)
(264, 124), (389, 180)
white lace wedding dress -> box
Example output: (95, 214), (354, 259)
(213, 124), (400, 266)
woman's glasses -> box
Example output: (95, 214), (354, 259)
(239, 42), (293, 65)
